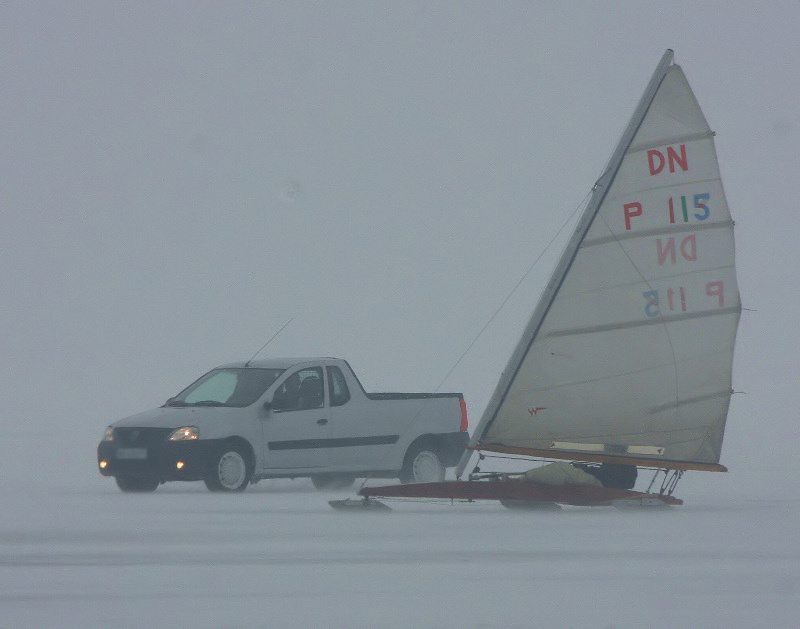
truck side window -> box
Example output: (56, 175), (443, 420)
(273, 368), (324, 411)
(327, 366), (350, 407)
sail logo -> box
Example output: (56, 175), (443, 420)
(527, 407), (547, 417)
(647, 144), (688, 175)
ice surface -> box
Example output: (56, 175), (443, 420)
(2, 465), (799, 628)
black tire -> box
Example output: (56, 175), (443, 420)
(115, 476), (159, 493)
(204, 444), (252, 492)
(399, 444), (445, 484)
(311, 475), (356, 491)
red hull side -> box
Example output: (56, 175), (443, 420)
(360, 481), (682, 506)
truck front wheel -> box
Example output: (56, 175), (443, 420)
(400, 445), (445, 484)
(204, 446), (251, 492)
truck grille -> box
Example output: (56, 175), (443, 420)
(113, 427), (173, 447)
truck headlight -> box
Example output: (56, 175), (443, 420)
(102, 426), (114, 441)
(168, 426), (199, 441)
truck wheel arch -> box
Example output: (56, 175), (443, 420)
(218, 436), (256, 477)
(402, 434), (443, 463)
(400, 435), (446, 483)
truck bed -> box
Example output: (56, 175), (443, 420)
(364, 392), (462, 401)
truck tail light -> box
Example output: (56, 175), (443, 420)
(459, 398), (469, 432)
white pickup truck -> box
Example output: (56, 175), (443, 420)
(97, 358), (469, 492)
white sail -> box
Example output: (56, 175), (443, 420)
(467, 52), (740, 471)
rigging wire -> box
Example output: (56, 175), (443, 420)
(387, 191), (596, 467)
(431, 190), (592, 394)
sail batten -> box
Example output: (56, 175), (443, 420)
(551, 264), (736, 299)
(474, 444), (729, 473)
(648, 389), (733, 414)
(582, 220), (732, 248)
(458, 51), (739, 476)
(546, 305), (740, 338)
(513, 349), (736, 396)
(600, 176), (724, 199)
(627, 131), (714, 154)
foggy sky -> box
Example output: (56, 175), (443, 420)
(2, 1), (798, 484)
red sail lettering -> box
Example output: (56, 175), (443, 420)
(680, 234), (697, 261)
(624, 202), (643, 231)
(656, 235), (696, 266)
(667, 144), (688, 173)
(648, 144), (688, 175)
(647, 149), (665, 175)
(706, 281), (725, 307)
(657, 238), (676, 265)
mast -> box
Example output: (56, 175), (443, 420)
(457, 50), (676, 478)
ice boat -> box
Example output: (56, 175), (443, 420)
(332, 50), (740, 510)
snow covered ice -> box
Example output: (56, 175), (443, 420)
(2, 466), (799, 628)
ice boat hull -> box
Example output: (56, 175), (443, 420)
(359, 480), (682, 507)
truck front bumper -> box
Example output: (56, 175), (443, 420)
(97, 437), (221, 481)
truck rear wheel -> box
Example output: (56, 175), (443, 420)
(400, 445), (445, 484)
(115, 476), (159, 493)
(204, 445), (251, 492)
(311, 475), (356, 491)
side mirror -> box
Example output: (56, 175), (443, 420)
(262, 399), (272, 411)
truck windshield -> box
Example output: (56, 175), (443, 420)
(167, 368), (284, 408)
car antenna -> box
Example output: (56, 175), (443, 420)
(244, 317), (294, 367)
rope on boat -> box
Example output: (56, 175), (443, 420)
(352, 192), (595, 484)
(430, 190), (592, 395)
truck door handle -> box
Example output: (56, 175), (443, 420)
(316, 418), (328, 425)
